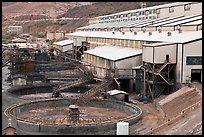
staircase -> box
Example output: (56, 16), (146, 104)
(75, 78), (114, 105)
(154, 60), (174, 85)
(154, 73), (174, 85)
(157, 62), (171, 73)
(53, 61), (93, 93)
(54, 77), (90, 92)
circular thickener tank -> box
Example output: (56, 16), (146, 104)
(5, 98), (142, 135)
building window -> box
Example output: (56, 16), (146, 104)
(135, 12), (139, 16)
(139, 11), (145, 16)
(184, 4), (191, 11)
(186, 56), (202, 65)
(169, 6), (174, 13)
(145, 10), (149, 15)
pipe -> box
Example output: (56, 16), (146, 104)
(132, 66), (146, 96)
(140, 66), (146, 97)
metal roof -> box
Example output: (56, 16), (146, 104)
(95, 2), (196, 19)
(79, 14), (201, 29)
(66, 30), (202, 44)
(162, 15), (202, 26)
(80, 17), (167, 29)
(107, 89), (128, 95)
(141, 16), (184, 28)
(151, 15), (200, 27)
(143, 42), (175, 47)
(84, 45), (142, 61)
(125, 17), (170, 28)
(79, 20), (142, 29)
(11, 38), (26, 42)
(53, 39), (73, 47)
(181, 19), (202, 26)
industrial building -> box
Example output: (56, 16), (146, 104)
(2, 2), (202, 135)
(8, 26), (23, 35)
(65, 2), (202, 98)
(53, 39), (73, 53)
(83, 45), (142, 78)
(46, 31), (65, 41)
(88, 2), (201, 24)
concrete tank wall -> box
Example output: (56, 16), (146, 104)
(7, 99), (142, 134)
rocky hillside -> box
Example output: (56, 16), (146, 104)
(2, 2), (83, 18)
(2, 2), (170, 34)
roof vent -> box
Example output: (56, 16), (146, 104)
(112, 31), (115, 34)
(129, 27), (133, 32)
(167, 32), (171, 36)
(134, 32), (137, 35)
(149, 32), (152, 36)
(158, 26), (162, 33)
(199, 25), (202, 30)
(142, 27), (146, 33)
(122, 31), (125, 35)
(178, 29), (182, 33)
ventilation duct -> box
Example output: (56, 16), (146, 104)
(167, 32), (171, 36)
(129, 27), (133, 32)
(158, 26), (162, 33)
(178, 29), (182, 33)
(142, 27), (146, 33)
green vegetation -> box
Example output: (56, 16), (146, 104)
(2, 33), (18, 43)
(32, 32), (46, 38)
